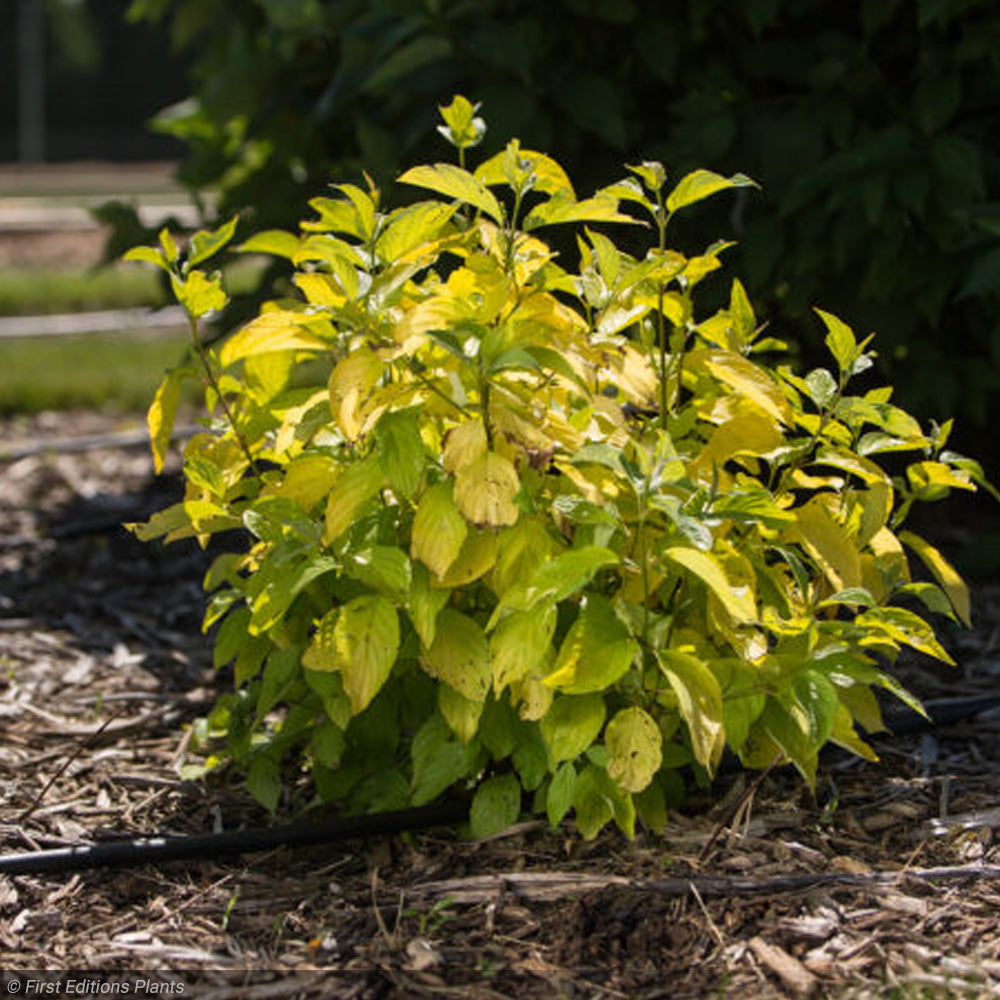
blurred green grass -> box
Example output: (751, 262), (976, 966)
(0, 332), (196, 415)
(0, 266), (166, 315)
(0, 258), (266, 316)
(0, 257), (268, 414)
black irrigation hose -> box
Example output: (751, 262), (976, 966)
(0, 799), (469, 876)
(2, 695), (999, 877)
(882, 693), (1000, 734)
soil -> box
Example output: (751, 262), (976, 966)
(2, 412), (1000, 998)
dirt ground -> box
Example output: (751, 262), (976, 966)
(2, 412), (1000, 998)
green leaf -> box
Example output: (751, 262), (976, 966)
(662, 547), (756, 624)
(546, 762), (577, 827)
(399, 163), (504, 224)
(804, 368), (838, 409)
(470, 773), (521, 838)
(220, 310), (327, 367)
(422, 609), (491, 702)
(309, 720), (346, 769)
(634, 779), (669, 833)
(364, 35), (451, 93)
(657, 650), (724, 771)
(544, 596), (639, 693)
(491, 604), (557, 693)
(411, 482), (468, 577)
(187, 215), (239, 267)
(246, 756), (281, 813)
(510, 727), (548, 792)
(302, 595), (400, 714)
(344, 546), (412, 598)
(573, 763), (635, 840)
(491, 546), (619, 622)
(665, 169), (756, 214)
(304, 668), (352, 729)
(761, 697), (817, 786)
(605, 707), (663, 793)
(540, 693), (606, 766)
(408, 563), (450, 647)
(791, 670), (839, 749)
(412, 714), (475, 806)
(438, 684), (484, 745)
(723, 693), (765, 752)
(257, 648), (299, 716)
(323, 456), (384, 545)
(480, 696), (522, 759)
(376, 410), (426, 499)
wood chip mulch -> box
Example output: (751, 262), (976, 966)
(3, 412), (1000, 999)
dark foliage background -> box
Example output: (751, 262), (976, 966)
(129, 0), (1000, 463)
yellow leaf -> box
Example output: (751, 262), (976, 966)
(274, 389), (327, 457)
(434, 529), (498, 588)
(694, 349), (793, 425)
(302, 595), (399, 715)
(856, 481), (893, 547)
(606, 707), (663, 793)
(442, 420), (488, 474)
(813, 447), (890, 485)
(857, 606), (955, 664)
(265, 454), (339, 511)
(398, 163), (504, 223)
(475, 148), (575, 197)
(657, 650), (725, 771)
(454, 451), (520, 527)
(907, 461), (975, 493)
(220, 310), (327, 367)
(899, 530), (971, 627)
(666, 169), (756, 214)
(791, 499), (862, 592)
(663, 547), (756, 624)
(411, 482), (468, 577)
(868, 526), (910, 586)
(693, 407), (784, 477)
(328, 348), (383, 440)
(147, 371), (181, 474)
(294, 272), (346, 307)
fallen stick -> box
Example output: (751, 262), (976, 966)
(406, 864), (1000, 904)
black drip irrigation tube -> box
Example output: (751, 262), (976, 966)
(0, 799), (469, 877)
(2, 695), (999, 877)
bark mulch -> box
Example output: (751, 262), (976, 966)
(3, 412), (1000, 999)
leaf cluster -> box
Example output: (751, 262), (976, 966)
(130, 99), (985, 838)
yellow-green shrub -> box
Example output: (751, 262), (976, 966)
(129, 98), (987, 838)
